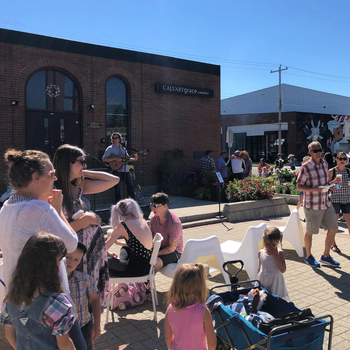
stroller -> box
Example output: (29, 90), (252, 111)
(207, 260), (333, 350)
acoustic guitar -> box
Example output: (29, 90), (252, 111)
(108, 149), (149, 171)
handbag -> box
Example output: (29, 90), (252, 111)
(112, 282), (149, 311)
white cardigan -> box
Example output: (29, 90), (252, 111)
(0, 197), (78, 311)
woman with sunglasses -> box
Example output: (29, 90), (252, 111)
(53, 144), (120, 308)
(328, 151), (350, 253)
(149, 192), (183, 273)
(0, 149), (89, 349)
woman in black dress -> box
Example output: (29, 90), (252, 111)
(107, 198), (153, 277)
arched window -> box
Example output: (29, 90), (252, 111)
(106, 76), (129, 140)
(26, 69), (80, 111)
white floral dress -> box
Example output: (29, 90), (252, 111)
(65, 189), (110, 308)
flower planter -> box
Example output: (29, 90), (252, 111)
(223, 197), (290, 223)
(274, 194), (299, 205)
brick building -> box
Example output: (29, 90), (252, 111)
(221, 84), (350, 162)
(0, 29), (220, 192)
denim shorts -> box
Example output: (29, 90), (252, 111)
(332, 202), (350, 214)
(304, 206), (338, 234)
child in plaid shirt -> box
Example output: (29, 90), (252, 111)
(67, 242), (101, 350)
(0, 233), (75, 349)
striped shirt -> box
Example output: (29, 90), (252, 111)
(297, 159), (331, 210)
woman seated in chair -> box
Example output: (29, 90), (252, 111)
(107, 199), (153, 277)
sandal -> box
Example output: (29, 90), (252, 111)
(331, 245), (341, 253)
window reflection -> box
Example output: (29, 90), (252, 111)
(26, 70), (79, 112)
(106, 77), (128, 139)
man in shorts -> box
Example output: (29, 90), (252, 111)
(149, 192), (183, 273)
(297, 141), (342, 267)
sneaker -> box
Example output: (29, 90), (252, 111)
(305, 255), (320, 268)
(320, 255), (340, 267)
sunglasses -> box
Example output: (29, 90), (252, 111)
(48, 169), (56, 178)
(337, 157), (347, 161)
(311, 149), (323, 153)
(150, 203), (164, 209)
(71, 159), (87, 166)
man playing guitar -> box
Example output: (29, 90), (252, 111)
(102, 132), (138, 202)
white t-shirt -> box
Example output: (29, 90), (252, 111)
(0, 196), (78, 296)
(231, 158), (244, 174)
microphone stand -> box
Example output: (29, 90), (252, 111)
(122, 141), (128, 200)
(215, 173), (233, 231)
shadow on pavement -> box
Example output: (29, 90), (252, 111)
(313, 267), (350, 302)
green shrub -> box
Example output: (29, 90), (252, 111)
(226, 176), (274, 202)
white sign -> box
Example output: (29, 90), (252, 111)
(216, 172), (224, 184)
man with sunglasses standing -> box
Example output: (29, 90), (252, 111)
(102, 132), (138, 202)
(297, 141), (342, 268)
(149, 192), (183, 273)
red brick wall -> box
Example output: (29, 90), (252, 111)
(0, 42), (220, 192)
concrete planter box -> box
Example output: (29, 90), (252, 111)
(274, 194), (299, 205)
(223, 197), (290, 223)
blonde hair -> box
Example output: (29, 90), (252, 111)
(166, 263), (207, 310)
(110, 198), (143, 228)
(263, 227), (283, 248)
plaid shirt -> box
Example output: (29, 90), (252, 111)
(68, 270), (97, 327)
(297, 158), (331, 210)
(0, 292), (74, 336)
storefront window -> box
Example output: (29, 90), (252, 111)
(106, 77), (128, 140)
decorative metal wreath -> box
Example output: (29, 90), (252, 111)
(46, 84), (60, 98)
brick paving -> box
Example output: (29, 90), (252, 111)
(1, 204), (350, 349)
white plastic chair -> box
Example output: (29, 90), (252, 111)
(275, 208), (305, 257)
(0, 263), (5, 305)
(106, 233), (163, 323)
(220, 223), (267, 280)
(159, 235), (231, 285)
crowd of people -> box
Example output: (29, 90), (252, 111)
(198, 149), (253, 182)
(0, 138), (187, 349)
(2, 137), (350, 349)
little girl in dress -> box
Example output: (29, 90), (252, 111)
(164, 263), (216, 350)
(261, 167), (268, 178)
(257, 227), (289, 301)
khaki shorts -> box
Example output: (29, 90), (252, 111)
(304, 206), (338, 234)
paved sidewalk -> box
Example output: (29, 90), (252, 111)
(1, 202), (350, 349)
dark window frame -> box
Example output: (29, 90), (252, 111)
(105, 75), (131, 145)
(25, 67), (82, 114)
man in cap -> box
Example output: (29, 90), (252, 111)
(198, 150), (216, 177)
(217, 150), (229, 180)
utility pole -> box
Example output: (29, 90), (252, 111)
(270, 65), (288, 155)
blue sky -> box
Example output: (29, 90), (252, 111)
(2, 0), (350, 101)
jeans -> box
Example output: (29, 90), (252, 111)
(113, 171), (135, 202)
(81, 320), (93, 350)
(69, 320), (87, 350)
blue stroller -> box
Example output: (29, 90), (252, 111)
(207, 261), (333, 350)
